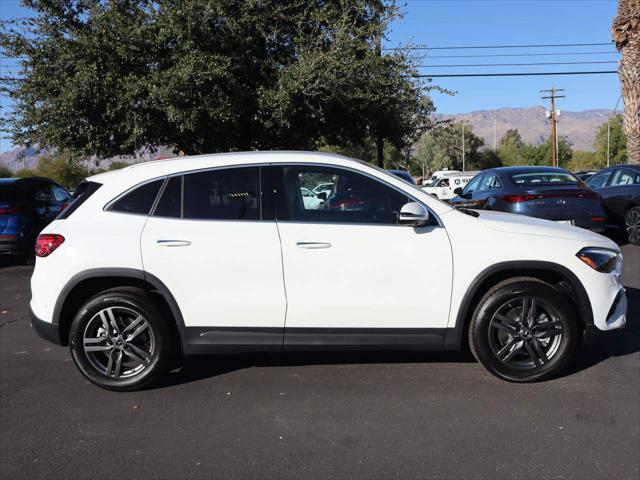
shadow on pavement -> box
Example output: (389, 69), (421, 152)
(152, 287), (639, 389)
(565, 286), (640, 376)
(152, 350), (474, 390)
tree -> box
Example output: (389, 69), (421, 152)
(612, 0), (640, 164)
(499, 129), (524, 149)
(34, 152), (89, 189)
(536, 136), (573, 167)
(594, 114), (628, 166)
(567, 150), (600, 172)
(1, 1), (433, 161)
(412, 122), (484, 175)
(0, 164), (12, 178)
(14, 168), (37, 177)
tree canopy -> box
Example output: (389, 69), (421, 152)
(1, 0), (433, 160)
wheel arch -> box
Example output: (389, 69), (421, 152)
(444, 261), (593, 350)
(53, 268), (184, 348)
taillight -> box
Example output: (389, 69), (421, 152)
(500, 192), (597, 203)
(61, 202), (70, 210)
(500, 195), (539, 203)
(0, 206), (24, 215)
(35, 234), (65, 257)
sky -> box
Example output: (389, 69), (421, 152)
(0, 0), (623, 152)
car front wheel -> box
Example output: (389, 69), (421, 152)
(69, 289), (172, 391)
(625, 206), (640, 245)
(469, 278), (579, 382)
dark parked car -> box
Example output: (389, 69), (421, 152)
(387, 169), (416, 185)
(450, 166), (607, 232)
(587, 164), (640, 245)
(0, 177), (71, 261)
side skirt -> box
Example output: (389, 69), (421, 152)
(180, 327), (449, 355)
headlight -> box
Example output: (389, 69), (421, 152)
(576, 247), (621, 273)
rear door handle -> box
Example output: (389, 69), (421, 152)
(157, 240), (191, 247)
(296, 241), (332, 249)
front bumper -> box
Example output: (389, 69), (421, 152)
(30, 307), (63, 345)
(603, 289), (627, 330)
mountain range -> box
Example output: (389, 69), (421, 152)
(438, 106), (612, 151)
(0, 106), (615, 171)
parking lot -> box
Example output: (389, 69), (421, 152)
(0, 245), (638, 480)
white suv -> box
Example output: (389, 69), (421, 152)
(30, 152), (627, 390)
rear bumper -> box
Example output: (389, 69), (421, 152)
(30, 307), (63, 345)
(0, 237), (23, 255)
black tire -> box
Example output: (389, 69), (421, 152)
(625, 206), (640, 245)
(469, 277), (579, 383)
(69, 289), (172, 391)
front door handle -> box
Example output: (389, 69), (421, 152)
(157, 239), (191, 247)
(296, 241), (332, 249)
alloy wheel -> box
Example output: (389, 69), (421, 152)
(488, 296), (563, 370)
(82, 306), (155, 379)
(626, 209), (640, 245)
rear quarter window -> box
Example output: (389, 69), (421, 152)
(57, 181), (102, 219)
(110, 179), (163, 215)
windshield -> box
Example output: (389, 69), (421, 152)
(511, 172), (579, 185)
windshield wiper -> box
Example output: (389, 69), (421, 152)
(454, 206), (480, 217)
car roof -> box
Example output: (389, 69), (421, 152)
(86, 151), (366, 184)
(0, 176), (55, 184)
(483, 166), (571, 176)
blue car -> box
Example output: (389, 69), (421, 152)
(387, 169), (416, 185)
(0, 177), (71, 261)
(450, 166), (607, 232)
(587, 164), (640, 245)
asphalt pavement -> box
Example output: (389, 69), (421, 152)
(0, 245), (638, 479)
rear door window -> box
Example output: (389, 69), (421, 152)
(182, 167), (260, 220)
(153, 176), (182, 218)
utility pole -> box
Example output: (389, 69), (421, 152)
(493, 116), (497, 151)
(541, 87), (565, 166)
(461, 122), (466, 172)
(374, 1), (384, 168)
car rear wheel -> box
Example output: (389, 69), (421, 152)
(469, 278), (579, 382)
(69, 289), (172, 391)
(625, 206), (640, 245)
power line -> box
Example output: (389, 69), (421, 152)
(423, 51), (619, 59)
(385, 42), (613, 51)
(419, 61), (618, 67)
(415, 70), (617, 77)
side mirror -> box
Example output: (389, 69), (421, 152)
(398, 202), (430, 227)
(453, 187), (463, 196)
(317, 192), (327, 201)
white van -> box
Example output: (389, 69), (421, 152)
(422, 172), (478, 200)
(422, 169), (460, 187)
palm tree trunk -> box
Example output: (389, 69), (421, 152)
(613, 0), (640, 164)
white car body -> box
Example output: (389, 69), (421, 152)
(30, 152), (626, 383)
(300, 187), (325, 210)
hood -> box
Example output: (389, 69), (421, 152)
(476, 210), (616, 245)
